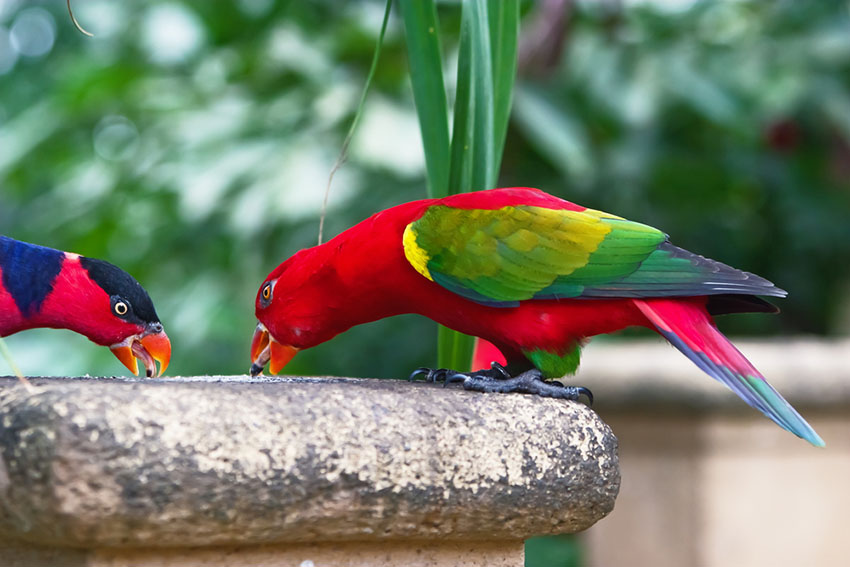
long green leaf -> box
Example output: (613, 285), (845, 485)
(447, 2), (475, 194)
(468, 0), (495, 191)
(398, 0), (450, 198)
(437, 326), (476, 373)
(488, 0), (520, 176)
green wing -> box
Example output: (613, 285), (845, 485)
(403, 204), (782, 306)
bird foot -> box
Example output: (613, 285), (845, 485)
(409, 362), (593, 404)
(409, 361), (510, 384)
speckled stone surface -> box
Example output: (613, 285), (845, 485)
(0, 376), (619, 549)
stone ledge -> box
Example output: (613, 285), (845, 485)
(0, 376), (619, 550)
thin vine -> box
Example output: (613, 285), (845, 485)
(318, 0), (392, 245)
(67, 0), (94, 37)
(0, 338), (34, 390)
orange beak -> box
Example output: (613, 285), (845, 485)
(110, 330), (171, 378)
(250, 323), (297, 376)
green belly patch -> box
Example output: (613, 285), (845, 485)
(523, 344), (583, 379)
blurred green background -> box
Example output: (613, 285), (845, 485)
(1, 1), (849, 564)
(2, 0), (849, 378)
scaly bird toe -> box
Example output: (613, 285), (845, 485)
(410, 364), (593, 405)
(459, 369), (593, 404)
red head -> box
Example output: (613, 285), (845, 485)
(249, 248), (338, 375)
(248, 197), (435, 376)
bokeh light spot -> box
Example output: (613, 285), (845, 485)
(142, 3), (204, 65)
(9, 7), (55, 58)
(93, 115), (140, 162)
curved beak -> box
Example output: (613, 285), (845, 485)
(110, 328), (171, 378)
(250, 323), (297, 376)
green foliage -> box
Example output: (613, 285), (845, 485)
(525, 534), (582, 567)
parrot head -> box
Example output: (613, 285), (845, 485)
(69, 256), (172, 377)
(250, 250), (336, 376)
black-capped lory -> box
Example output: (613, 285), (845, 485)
(0, 235), (170, 377)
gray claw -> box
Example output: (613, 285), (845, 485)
(576, 386), (593, 406)
(409, 367), (431, 381)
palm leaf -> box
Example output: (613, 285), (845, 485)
(398, 0), (451, 199)
(488, 0), (520, 175)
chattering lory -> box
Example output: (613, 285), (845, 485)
(250, 187), (822, 446)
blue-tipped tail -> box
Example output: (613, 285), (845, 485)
(635, 299), (824, 447)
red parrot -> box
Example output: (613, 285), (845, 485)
(250, 187), (823, 446)
(0, 235), (171, 377)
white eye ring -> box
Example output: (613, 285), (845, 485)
(114, 301), (128, 316)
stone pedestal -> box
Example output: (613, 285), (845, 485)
(0, 376), (620, 566)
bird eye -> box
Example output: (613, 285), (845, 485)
(262, 282), (272, 301)
(114, 301), (129, 316)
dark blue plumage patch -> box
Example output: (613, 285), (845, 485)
(0, 235), (64, 317)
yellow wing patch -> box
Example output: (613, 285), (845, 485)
(403, 223), (433, 281)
